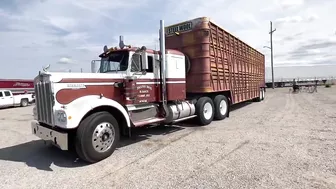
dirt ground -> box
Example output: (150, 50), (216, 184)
(0, 87), (336, 189)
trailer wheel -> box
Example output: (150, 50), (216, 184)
(256, 88), (263, 102)
(20, 99), (28, 107)
(261, 89), (265, 101)
(75, 111), (120, 163)
(213, 95), (229, 120)
(195, 97), (214, 126)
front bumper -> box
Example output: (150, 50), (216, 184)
(31, 120), (68, 150)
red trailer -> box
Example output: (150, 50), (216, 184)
(0, 79), (34, 95)
(165, 17), (265, 104)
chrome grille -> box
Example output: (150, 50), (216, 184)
(34, 74), (54, 125)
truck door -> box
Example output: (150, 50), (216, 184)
(0, 92), (6, 108)
(129, 53), (157, 104)
(3, 91), (13, 107)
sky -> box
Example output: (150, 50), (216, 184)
(0, 0), (336, 79)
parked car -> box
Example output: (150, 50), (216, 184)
(0, 90), (34, 108)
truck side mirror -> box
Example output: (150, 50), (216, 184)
(91, 60), (98, 73)
(141, 52), (148, 70)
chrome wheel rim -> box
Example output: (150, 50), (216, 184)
(92, 122), (115, 153)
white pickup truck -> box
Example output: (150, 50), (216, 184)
(0, 90), (34, 108)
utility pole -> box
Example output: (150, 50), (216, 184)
(269, 21), (276, 89)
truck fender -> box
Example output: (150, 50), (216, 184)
(63, 95), (130, 129)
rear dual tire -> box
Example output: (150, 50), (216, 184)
(195, 95), (229, 125)
(213, 95), (229, 120)
(195, 97), (215, 126)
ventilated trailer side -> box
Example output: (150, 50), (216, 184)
(165, 17), (265, 104)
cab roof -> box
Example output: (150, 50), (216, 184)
(98, 47), (183, 58)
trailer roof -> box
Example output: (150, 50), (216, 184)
(165, 17), (264, 56)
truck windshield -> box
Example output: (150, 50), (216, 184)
(100, 51), (129, 73)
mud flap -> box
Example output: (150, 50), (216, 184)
(227, 98), (231, 118)
(128, 127), (132, 138)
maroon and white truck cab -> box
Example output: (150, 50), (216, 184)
(31, 20), (197, 163)
(32, 48), (186, 129)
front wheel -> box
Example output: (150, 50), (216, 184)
(75, 111), (120, 163)
(195, 97), (215, 126)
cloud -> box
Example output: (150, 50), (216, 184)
(0, 0), (335, 79)
(277, 0), (304, 9)
(266, 64), (336, 80)
(279, 32), (304, 42)
(275, 14), (318, 25)
(57, 57), (75, 65)
(299, 39), (336, 50)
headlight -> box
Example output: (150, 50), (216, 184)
(56, 111), (67, 123)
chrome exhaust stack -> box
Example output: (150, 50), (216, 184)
(159, 20), (169, 118)
(159, 20), (167, 105)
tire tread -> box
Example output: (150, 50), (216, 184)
(75, 111), (119, 163)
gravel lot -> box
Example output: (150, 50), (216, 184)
(1, 87), (336, 189)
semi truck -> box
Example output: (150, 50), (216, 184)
(31, 17), (265, 163)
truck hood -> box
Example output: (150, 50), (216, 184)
(35, 71), (125, 83)
(34, 71), (125, 105)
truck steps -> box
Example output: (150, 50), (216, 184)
(171, 115), (197, 123)
(133, 117), (165, 127)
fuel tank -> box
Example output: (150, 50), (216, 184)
(164, 101), (195, 123)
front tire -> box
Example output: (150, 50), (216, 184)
(213, 95), (229, 120)
(75, 111), (120, 163)
(195, 97), (215, 126)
